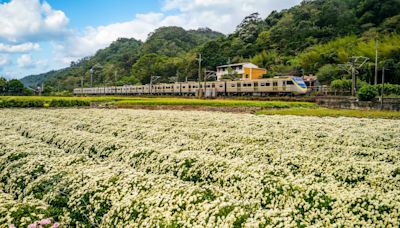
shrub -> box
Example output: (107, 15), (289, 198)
(357, 85), (378, 101)
(331, 79), (352, 91)
(373, 84), (400, 96)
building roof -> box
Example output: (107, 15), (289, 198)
(303, 75), (318, 82)
(217, 62), (259, 69)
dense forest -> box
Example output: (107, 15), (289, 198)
(21, 0), (400, 93)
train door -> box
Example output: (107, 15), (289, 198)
(254, 82), (259, 92)
(237, 82), (241, 93)
(282, 81), (287, 91)
(273, 81), (278, 91)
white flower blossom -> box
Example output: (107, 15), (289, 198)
(0, 109), (399, 227)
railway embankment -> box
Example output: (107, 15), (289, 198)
(316, 97), (400, 111)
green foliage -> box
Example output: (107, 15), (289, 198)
(18, 0), (400, 89)
(373, 84), (400, 96)
(0, 97), (90, 108)
(21, 28), (223, 89)
(0, 77), (7, 94)
(331, 79), (352, 91)
(357, 84), (378, 101)
(316, 64), (342, 84)
(131, 54), (169, 84)
(257, 108), (400, 119)
(0, 78), (31, 96)
(251, 50), (282, 69)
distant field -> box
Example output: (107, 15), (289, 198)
(257, 108), (400, 119)
(113, 97), (316, 108)
(0, 96), (316, 109)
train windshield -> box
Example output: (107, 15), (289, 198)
(293, 77), (307, 89)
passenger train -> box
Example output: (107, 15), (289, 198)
(73, 76), (308, 96)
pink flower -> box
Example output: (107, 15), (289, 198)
(51, 223), (60, 228)
(38, 219), (52, 225)
(9, 225), (16, 228)
(28, 223), (37, 228)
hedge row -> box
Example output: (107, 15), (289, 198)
(0, 98), (90, 108)
(373, 84), (400, 96)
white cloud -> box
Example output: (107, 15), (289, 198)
(1, 0), (302, 76)
(17, 54), (34, 68)
(54, 13), (165, 64)
(0, 42), (40, 53)
(0, 0), (69, 43)
(54, 0), (301, 63)
(0, 55), (10, 67)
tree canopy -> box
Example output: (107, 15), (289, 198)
(20, 0), (400, 90)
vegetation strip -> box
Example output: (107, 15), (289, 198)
(0, 96), (316, 109)
(257, 108), (400, 119)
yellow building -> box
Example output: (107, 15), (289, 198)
(216, 63), (267, 81)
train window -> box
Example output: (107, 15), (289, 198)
(273, 82), (278, 86)
(266, 83), (271, 86)
(219, 84), (224, 88)
(231, 84), (235, 87)
(254, 82), (258, 87)
(207, 85), (211, 88)
(287, 81), (294, 85)
(212, 84), (215, 88)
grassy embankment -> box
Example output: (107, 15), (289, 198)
(0, 96), (315, 109)
(1, 96), (399, 119)
(257, 108), (400, 119)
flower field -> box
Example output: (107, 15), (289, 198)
(0, 109), (400, 227)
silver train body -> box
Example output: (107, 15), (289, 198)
(73, 76), (308, 96)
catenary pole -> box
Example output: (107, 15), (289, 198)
(375, 38), (379, 85)
(381, 67), (385, 110)
(198, 53), (202, 97)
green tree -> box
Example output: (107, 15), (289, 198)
(357, 84), (378, 101)
(0, 77), (7, 95)
(7, 79), (25, 95)
(316, 64), (342, 84)
(131, 54), (168, 84)
(236, 13), (264, 43)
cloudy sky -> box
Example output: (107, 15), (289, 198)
(0, 0), (301, 79)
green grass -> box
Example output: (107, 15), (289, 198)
(113, 97), (316, 108)
(256, 108), (400, 119)
(0, 96), (316, 109)
(0, 96), (140, 108)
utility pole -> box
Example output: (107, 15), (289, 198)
(339, 56), (369, 97)
(150, 76), (161, 95)
(80, 76), (83, 95)
(204, 70), (217, 98)
(375, 38), (379, 85)
(381, 67), (386, 110)
(351, 61), (356, 97)
(197, 53), (203, 97)
(90, 68), (94, 87)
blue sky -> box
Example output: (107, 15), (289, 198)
(0, 0), (301, 79)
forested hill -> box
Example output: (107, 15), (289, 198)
(21, 0), (400, 92)
(21, 27), (224, 90)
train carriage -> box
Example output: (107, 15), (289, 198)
(74, 76), (308, 96)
